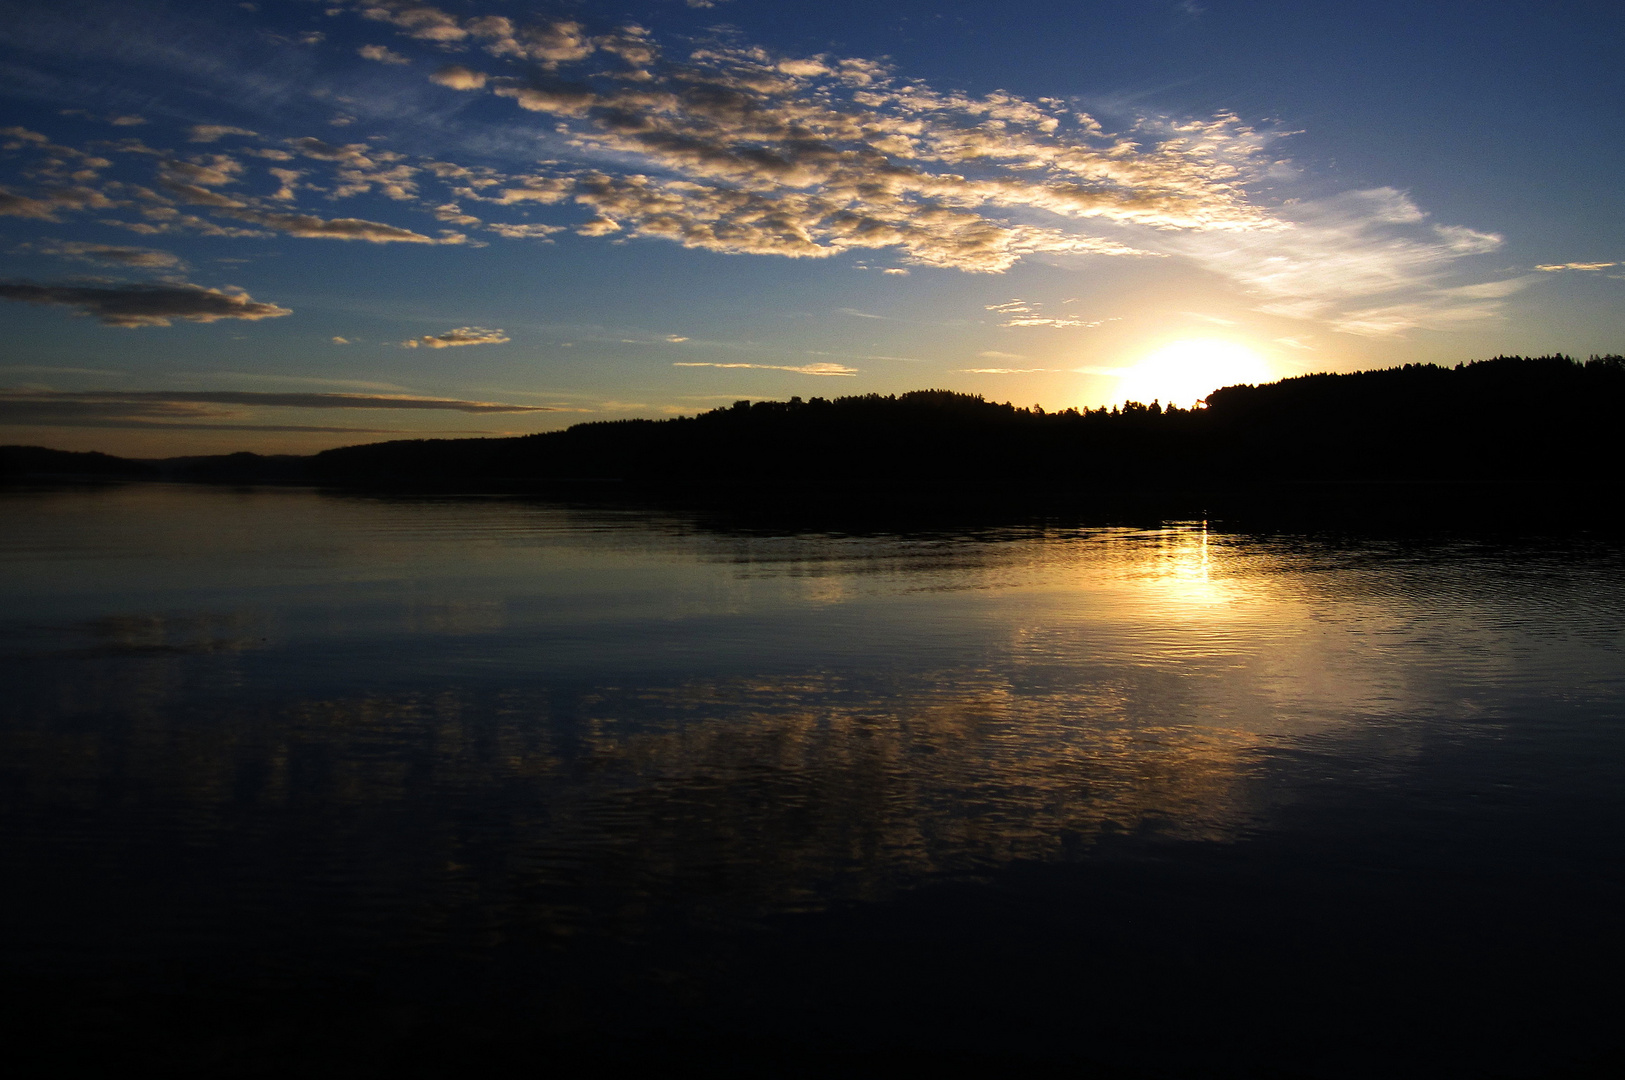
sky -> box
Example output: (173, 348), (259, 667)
(1, 0), (1622, 456)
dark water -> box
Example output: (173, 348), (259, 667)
(3, 484), (1624, 1077)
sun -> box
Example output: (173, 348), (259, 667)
(1114, 339), (1273, 409)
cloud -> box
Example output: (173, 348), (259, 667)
(116, 390), (547, 411)
(319, 9), (1267, 271)
(430, 65), (488, 90)
(0, 398), (420, 432)
(0, 281), (290, 327)
(0, 389), (554, 430)
(0, 182), (114, 221)
(358, 44), (411, 64)
(985, 299), (1112, 328)
(1535, 261), (1617, 272)
(0, 188), (61, 220)
(674, 361), (858, 376)
(977, 350), (1027, 360)
(1170, 188), (1512, 336)
(402, 326), (510, 348)
(482, 222), (563, 239)
(285, 137), (373, 163)
(0, 7), (1518, 332)
(355, 0), (470, 43)
(188, 125), (258, 143)
(225, 208), (448, 242)
(1326, 276), (1535, 336)
(39, 241), (183, 269)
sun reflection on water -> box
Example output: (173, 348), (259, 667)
(4, 487), (1623, 951)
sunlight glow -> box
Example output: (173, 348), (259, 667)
(1114, 339), (1273, 409)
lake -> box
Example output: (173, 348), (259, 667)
(2, 483), (1623, 1077)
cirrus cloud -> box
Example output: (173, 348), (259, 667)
(674, 361), (858, 376)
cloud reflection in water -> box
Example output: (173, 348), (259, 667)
(6, 488), (1619, 966)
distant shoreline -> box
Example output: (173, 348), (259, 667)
(7, 354), (1624, 528)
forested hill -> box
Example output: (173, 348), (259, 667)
(4, 354), (1622, 491)
(304, 354), (1624, 488)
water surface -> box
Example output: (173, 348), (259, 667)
(3, 484), (1623, 1076)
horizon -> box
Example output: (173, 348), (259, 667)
(12, 350), (1619, 470)
(2, 1), (1622, 457)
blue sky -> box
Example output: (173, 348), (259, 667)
(2, 0), (1621, 455)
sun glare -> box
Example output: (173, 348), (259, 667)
(1113, 340), (1273, 409)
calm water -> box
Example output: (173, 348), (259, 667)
(3, 484), (1624, 1077)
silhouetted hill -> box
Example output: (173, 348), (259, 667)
(7, 356), (1623, 507)
(1197, 354), (1625, 482)
(307, 354), (1625, 489)
(0, 445), (158, 479)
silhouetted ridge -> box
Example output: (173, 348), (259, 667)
(307, 355), (1625, 488)
(307, 387), (1194, 487)
(0, 445), (157, 479)
(1199, 354), (1625, 481)
(8, 356), (1623, 498)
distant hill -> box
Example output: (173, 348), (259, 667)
(6, 356), (1623, 502)
(0, 445), (157, 479)
(306, 353), (1625, 488)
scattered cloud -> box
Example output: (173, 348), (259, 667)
(309, 7), (1272, 271)
(985, 299), (1113, 328)
(977, 350), (1027, 360)
(0, 9), (1531, 341)
(0, 188), (63, 220)
(0, 281), (290, 327)
(805, 349), (922, 363)
(0, 176), (114, 221)
(0, 389), (554, 431)
(358, 44), (411, 64)
(674, 361), (858, 376)
(402, 326), (510, 348)
(188, 124), (258, 143)
(0, 365), (127, 379)
(0, 398), (421, 432)
(226, 208), (452, 242)
(430, 65), (488, 90)
(1534, 261), (1616, 272)
(38, 241), (183, 269)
